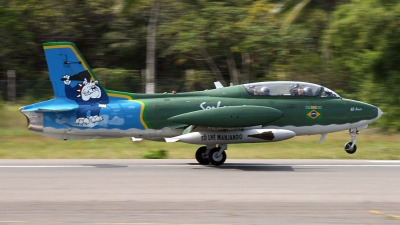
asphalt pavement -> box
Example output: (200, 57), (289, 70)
(0, 159), (399, 225)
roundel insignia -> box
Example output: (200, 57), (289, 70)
(307, 110), (321, 119)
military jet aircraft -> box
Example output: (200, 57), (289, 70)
(20, 42), (383, 166)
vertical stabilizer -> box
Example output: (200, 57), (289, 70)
(43, 42), (103, 98)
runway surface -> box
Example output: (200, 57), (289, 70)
(0, 159), (399, 225)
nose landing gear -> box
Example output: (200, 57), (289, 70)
(344, 129), (358, 154)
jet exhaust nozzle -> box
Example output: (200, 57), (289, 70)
(20, 109), (44, 132)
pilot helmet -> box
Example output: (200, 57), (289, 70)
(260, 86), (270, 95)
(303, 87), (313, 96)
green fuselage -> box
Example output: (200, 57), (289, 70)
(21, 83), (380, 140)
(135, 85), (378, 135)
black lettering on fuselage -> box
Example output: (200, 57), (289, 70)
(201, 134), (243, 141)
(216, 134), (242, 140)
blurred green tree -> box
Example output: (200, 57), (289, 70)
(323, 0), (400, 130)
(0, 0), (396, 134)
(0, 0), (115, 79)
(158, 0), (311, 85)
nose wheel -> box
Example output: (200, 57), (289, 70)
(344, 142), (357, 154)
(344, 129), (358, 154)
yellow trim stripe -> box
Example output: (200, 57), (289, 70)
(132, 100), (148, 129)
(108, 93), (133, 100)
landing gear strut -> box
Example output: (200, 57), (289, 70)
(344, 129), (358, 154)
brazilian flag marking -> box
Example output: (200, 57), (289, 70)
(306, 106), (322, 120)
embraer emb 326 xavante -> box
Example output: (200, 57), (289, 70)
(20, 42), (383, 166)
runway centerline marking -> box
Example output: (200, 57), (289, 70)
(370, 210), (400, 219)
(369, 160), (400, 163)
(0, 165), (95, 168)
(0, 221), (234, 225)
(143, 164), (400, 167)
(0, 164), (400, 168)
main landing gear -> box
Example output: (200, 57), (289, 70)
(344, 129), (358, 154)
(195, 144), (227, 166)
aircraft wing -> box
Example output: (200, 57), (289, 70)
(168, 106), (283, 128)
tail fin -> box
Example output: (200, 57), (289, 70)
(43, 42), (135, 100)
(43, 42), (103, 98)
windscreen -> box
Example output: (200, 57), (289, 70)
(321, 87), (341, 98)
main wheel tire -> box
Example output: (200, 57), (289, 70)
(344, 142), (357, 154)
(195, 146), (210, 165)
(208, 147), (226, 166)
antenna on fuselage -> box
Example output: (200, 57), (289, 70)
(214, 81), (224, 89)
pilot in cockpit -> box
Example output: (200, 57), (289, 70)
(246, 84), (270, 96)
(290, 84), (300, 96)
(290, 84), (313, 96)
(302, 87), (313, 96)
(260, 86), (270, 95)
(246, 84), (256, 95)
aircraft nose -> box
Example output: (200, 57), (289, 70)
(347, 100), (382, 123)
(376, 107), (383, 120)
(367, 105), (382, 122)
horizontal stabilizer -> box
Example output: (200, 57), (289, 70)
(20, 98), (77, 112)
(36, 106), (76, 112)
(131, 137), (143, 142)
(168, 106), (283, 127)
(165, 138), (180, 143)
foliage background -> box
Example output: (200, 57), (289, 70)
(0, 0), (398, 130)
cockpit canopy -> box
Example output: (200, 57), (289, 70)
(243, 81), (340, 98)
